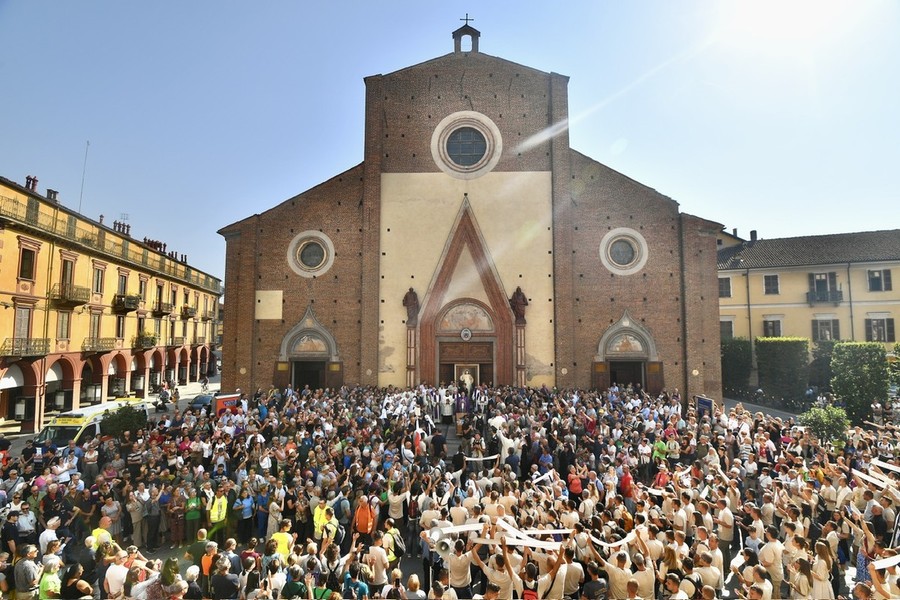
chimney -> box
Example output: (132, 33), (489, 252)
(47, 189), (59, 202)
(750, 230), (757, 242)
(31, 176), (38, 191)
(732, 228), (738, 237)
(25, 176), (33, 190)
(99, 214), (104, 224)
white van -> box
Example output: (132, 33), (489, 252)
(34, 398), (154, 446)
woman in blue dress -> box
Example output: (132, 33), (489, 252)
(256, 487), (270, 539)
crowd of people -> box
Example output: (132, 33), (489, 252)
(0, 379), (898, 600)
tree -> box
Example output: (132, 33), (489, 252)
(830, 342), (889, 425)
(755, 337), (810, 406)
(809, 340), (838, 391)
(99, 404), (149, 440)
(890, 342), (900, 393)
(799, 405), (850, 447)
(721, 337), (752, 398)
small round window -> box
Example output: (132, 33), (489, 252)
(287, 231), (335, 278)
(446, 127), (487, 167)
(609, 239), (637, 267)
(599, 228), (649, 276)
(297, 241), (326, 270)
(432, 111), (502, 180)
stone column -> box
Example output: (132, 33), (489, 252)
(516, 324), (526, 387)
(406, 327), (417, 388)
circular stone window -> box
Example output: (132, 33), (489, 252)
(446, 127), (487, 167)
(599, 228), (649, 276)
(297, 240), (326, 270)
(431, 111), (502, 180)
(287, 231), (335, 278)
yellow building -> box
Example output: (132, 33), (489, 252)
(718, 229), (899, 368)
(0, 175), (221, 433)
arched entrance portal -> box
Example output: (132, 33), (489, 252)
(434, 300), (498, 387)
(278, 306), (342, 392)
(592, 311), (664, 394)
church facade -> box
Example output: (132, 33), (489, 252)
(219, 26), (723, 398)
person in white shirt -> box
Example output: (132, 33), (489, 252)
(630, 553), (655, 599)
(366, 531), (390, 587)
(470, 536), (515, 600)
(446, 539), (474, 599)
(39, 517), (62, 556)
(595, 550), (632, 599)
(664, 573), (691, 599)
(759, 526), (785, 599)
(104, 550), (130, 598)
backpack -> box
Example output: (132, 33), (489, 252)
(683, 573), (702, 600)
(808, 518), (823, 542)
(326, 521), (346, 546)
(334, 497), (350, 523)
(388, 528), (406, 558)
(408, 496), (419, 520)
(354, 497), (374, 533)
(324, 561), (343, 592)
(521, 579), (539, 600)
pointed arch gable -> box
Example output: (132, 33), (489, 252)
(279, 305), (339, 361)
(595, 310), (659, 362)
(420, 198), (514, 385)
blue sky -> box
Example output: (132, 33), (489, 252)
(1, 1), (897, 281)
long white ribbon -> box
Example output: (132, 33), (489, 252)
(872, 458), (900, 474)
(531, 471), (554, 485)
(853, 469), (892, 488)
(873, 553), (900, 570)
(465, 454), (500, 462)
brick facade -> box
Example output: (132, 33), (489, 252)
(219, 27), (723, 399)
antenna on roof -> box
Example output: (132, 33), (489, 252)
(78, 140), (90, 214)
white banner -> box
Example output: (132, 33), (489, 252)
(853, 469), (892, 488)
(872, 458), (900, 474)
(465, 454), (500, 462)
(872, 553), (900, 570)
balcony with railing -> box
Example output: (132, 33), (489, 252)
(82, 337), (117, 352)
(132, 335), (158, 349)
(112, 294), (142, 313)
(201, 310), (216, 321)
(169, 337), (185, 346)
(193, 337), (206, 345)
(152, 301), (174, 316)
(181, 305), (197, 319)
(49, 283), (91, 307)
(806, 290), (844, 305)
(0, 337), (50, 357)
(0, 193), (222, 294)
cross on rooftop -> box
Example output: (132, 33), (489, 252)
(460, 13), (475, 25)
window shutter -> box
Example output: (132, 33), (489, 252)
(812, 320), (818, 342)
(885, 270), (893, 291)
(865, 318), (873, 342)
(828, 272), (837, 290)
(808, 273), (816, 293)
(888, 319), (896, 343)
(832, 319), (840, 340)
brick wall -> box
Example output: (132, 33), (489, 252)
(221, 46), (724, 398)
(220, 166), (366, 394)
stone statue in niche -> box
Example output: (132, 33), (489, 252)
(509, 286), (528, 324)
(403, 287), (419, 326)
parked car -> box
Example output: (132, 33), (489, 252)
(188, 393), (215, 414)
